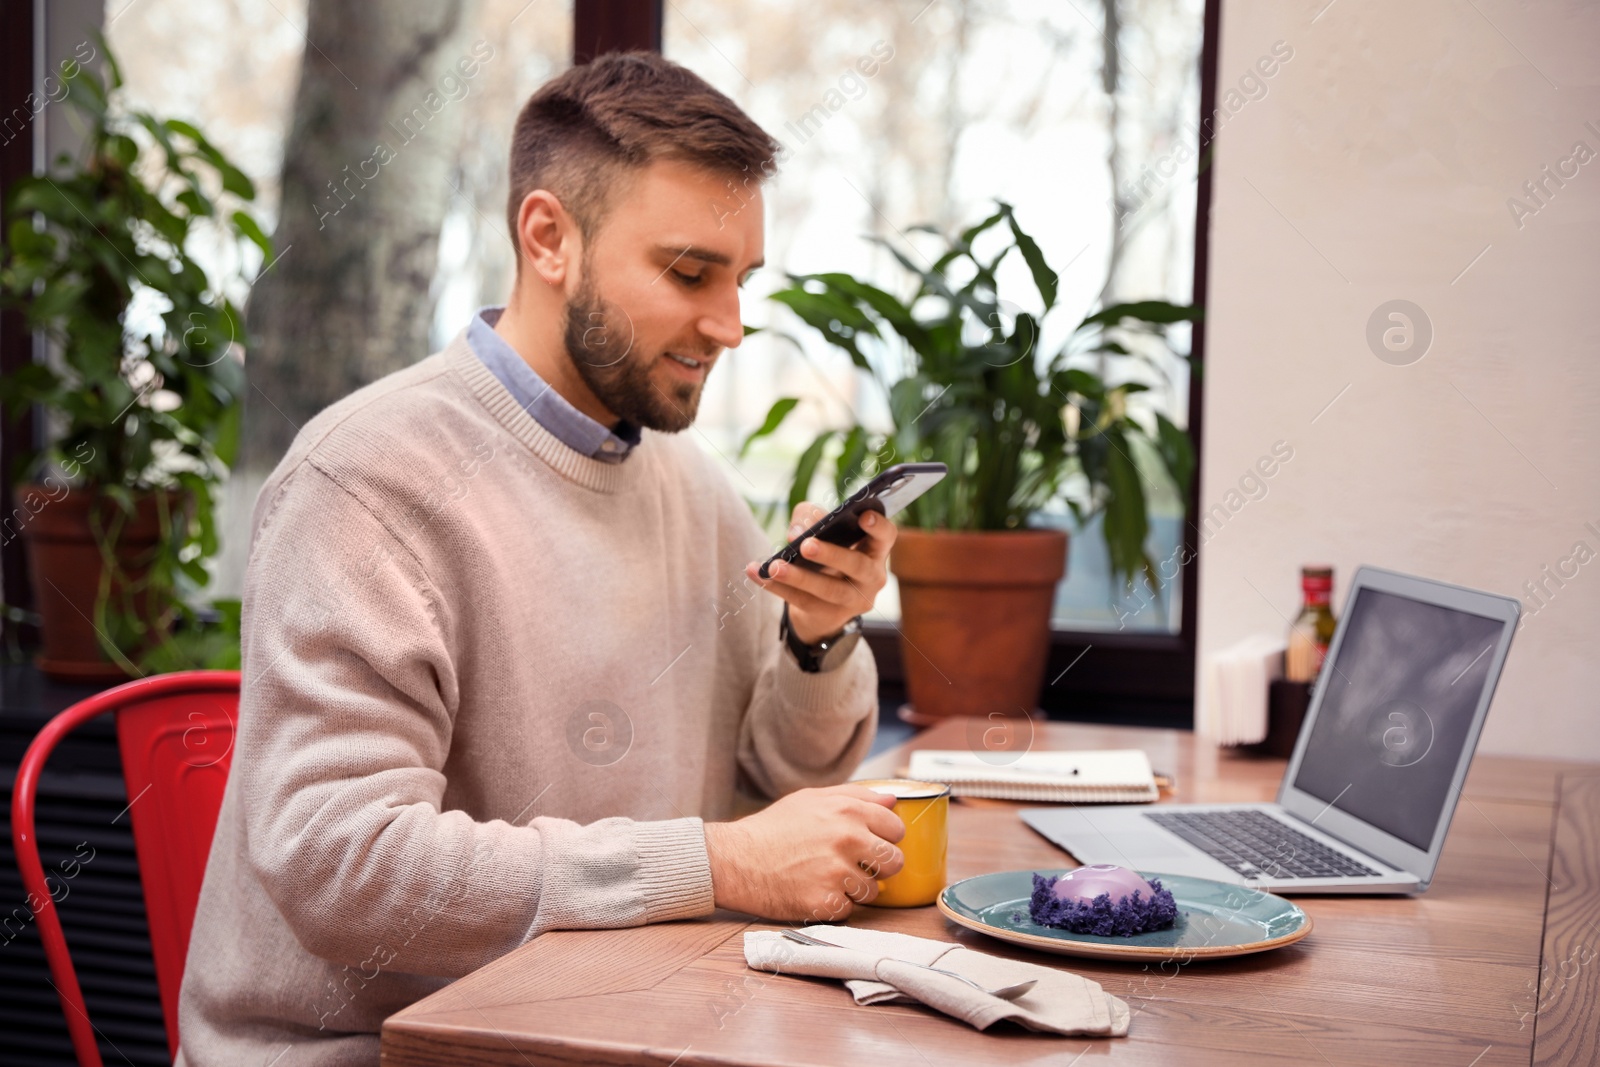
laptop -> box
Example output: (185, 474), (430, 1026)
(1021, 566), (1520, 894)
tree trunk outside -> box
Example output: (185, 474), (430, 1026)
(242, 0), (484, 473)
(1098, 0), (1125, 319)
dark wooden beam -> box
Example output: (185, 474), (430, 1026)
(573, 0), (663, 64)
(1, 0), (38, 629)
(1181, 0), (1223, 663)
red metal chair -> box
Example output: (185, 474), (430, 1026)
(11, 670), (239, 1067)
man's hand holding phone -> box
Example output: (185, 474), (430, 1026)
(745, 500), (897, 643)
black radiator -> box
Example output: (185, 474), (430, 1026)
(0, 665), (171, 1066)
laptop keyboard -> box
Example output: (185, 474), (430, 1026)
(1145, 809), (1382, 880)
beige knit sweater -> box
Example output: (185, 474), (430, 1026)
(175, 332), (879, 1066)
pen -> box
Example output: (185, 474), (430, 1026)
(928, 756), (1079, 775)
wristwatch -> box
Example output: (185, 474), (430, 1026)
(780, 604), (863, 673)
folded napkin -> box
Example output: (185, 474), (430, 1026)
(743, 925), (1129, 1037)
(1199, 634), (1285, 745)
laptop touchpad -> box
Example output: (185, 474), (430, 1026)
(1114, 831), (1197, 861)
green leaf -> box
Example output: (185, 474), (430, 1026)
(1004, 207), (1058, 310)
(65, 64), (107, 120)
(230, 210), (271, 258)
(768, 286), (877, 371)
(135, 113), (182, 171)
(1053, 368), (1105, 402)
(217, 161), (256, 200)
(959, 205), (1008, 248)
(1101, 430), (1150, 590)
(0, 362), (64, 410)
(211, 397), (241, 468)
(834, 425), (868, 499)
(176, 188), (213, 218)
(105, 134), (140, 170)
(788, 430), (836, 517)
(888, 377), (938, 444)
(211, 597), (243, 631)
(808, 272), (930, 352)
(5, 216), (55, 259)
(1077, 300), (1204, 331)
(738, 396), (800, 458)
(98, 31), (125, 90)
(180, 476), (218, 558)
(167, 119), (257, 200)
(29, 276), (91, 325)
(102, 484), (136, 517)
(10, 176), (90, 221)
(164, 118), (205, 143)
(1153, 412), (1194, 497)
(142, 195), (190, 247)
(865, 237), (945, 294)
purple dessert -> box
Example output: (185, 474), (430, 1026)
(1027, 865), (1178, 937)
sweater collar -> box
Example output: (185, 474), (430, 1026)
(446, 330), (648, 495)
(468, 307), (641, 462)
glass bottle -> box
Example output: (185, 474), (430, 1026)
(1285, 566), (1336, 683)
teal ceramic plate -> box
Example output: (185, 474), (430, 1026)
(937, 869), (1312, 962)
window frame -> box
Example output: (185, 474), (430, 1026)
(574, 0), (663, 64)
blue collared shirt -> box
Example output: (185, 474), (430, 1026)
(467, 306), (640, 463)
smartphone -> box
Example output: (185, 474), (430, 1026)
(758, 462), (948, 580)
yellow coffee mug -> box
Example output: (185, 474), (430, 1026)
(852, 778), (949, 907)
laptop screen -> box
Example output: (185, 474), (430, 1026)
(1289, 586), (1506, 850)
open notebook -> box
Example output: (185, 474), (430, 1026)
(902, 748), (1160, 803)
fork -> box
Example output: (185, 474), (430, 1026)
(781, 929), (1038, 999)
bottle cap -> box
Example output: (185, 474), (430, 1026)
(1301, 566), (1333, 593)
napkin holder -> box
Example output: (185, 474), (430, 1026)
(1240, 679), (1313, 759)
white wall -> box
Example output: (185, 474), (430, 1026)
(1198, 0), (1600, 761)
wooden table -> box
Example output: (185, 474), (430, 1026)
(381, 720), (1600, 1066)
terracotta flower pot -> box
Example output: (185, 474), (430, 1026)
(888, 527), (1068, 725)
(15, 484), (173, 682)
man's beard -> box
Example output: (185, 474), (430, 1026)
(563, 274), (711, 434)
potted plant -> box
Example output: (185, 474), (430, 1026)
(743, 202), (1199, 723)
(0, 43), (264, 680)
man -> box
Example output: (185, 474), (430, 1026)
(177, 52), (906, 1065)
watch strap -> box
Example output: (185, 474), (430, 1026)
(780, 604), (860, 673)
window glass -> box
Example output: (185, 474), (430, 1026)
(666, 0), (1205, 632)
(107, 0), (572, 320)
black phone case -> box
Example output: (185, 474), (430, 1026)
(757, 466), (940, 580)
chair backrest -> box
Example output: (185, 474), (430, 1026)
(11, 670), (239, 1067)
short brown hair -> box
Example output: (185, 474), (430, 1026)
(506, 52), (781, 249)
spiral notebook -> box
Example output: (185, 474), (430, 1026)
(903, 748), (1160, 804)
